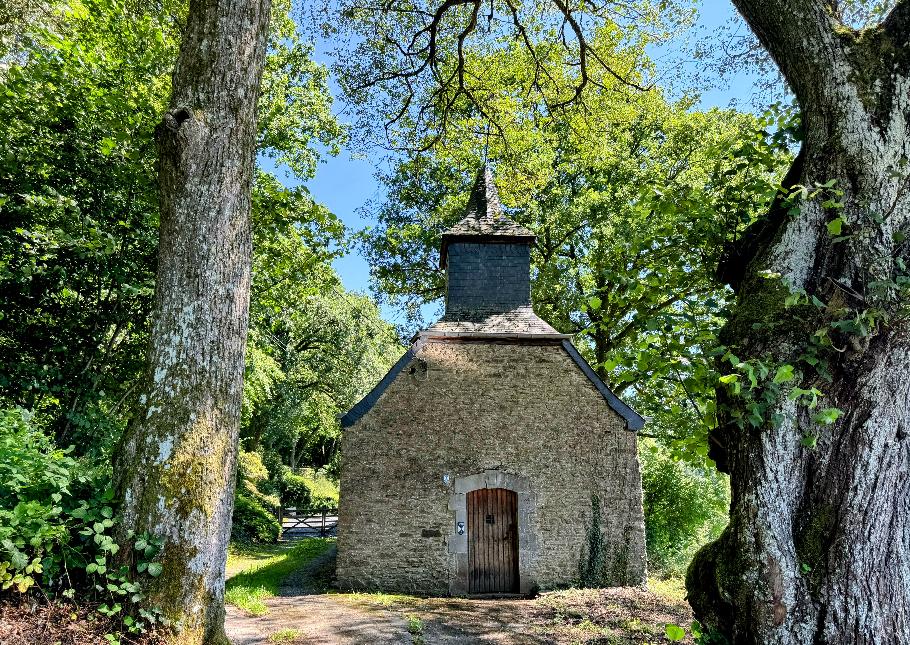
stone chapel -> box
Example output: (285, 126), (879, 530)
(337, 166), (647, 596)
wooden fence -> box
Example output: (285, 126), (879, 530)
(278, 507), (338, 538)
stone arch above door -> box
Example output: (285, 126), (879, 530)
(448, 469), (536, 595)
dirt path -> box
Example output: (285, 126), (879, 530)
(226, 547), (411, 645)
(226, 597), (411, 645)
(225, 546), (693, 644)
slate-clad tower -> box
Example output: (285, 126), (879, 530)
(337, 166), (646, 596)
(440, 166), (535, 317)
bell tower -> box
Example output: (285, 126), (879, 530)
(439, 166), (536, 318)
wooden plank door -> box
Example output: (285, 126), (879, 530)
(467, 488), (519, 594)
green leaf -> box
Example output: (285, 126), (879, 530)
(813, 407), (843, 425)
(800, 434), (818, 449)
(146, 562), (162, 577)
(665, 624), (686, 641)
(588, 296), (602, 310)
(719, 374), (739, 384)
(773, 364), (795, 384)
(99, 137), (116, 156)
(826, 217), (844, 236)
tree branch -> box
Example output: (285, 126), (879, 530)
(883, 0), (910, 47)
(731, 0), (846, 107)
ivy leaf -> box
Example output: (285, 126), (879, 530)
(146, 562), (163, 577)
(665, 624), (686, 641)
(773, 365), (795, 384)
(813, 408), (843, 425)
(826, 217), (844, 236)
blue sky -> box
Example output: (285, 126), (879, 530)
(298, 0), (764, 322)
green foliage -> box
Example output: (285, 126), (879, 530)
(242, 217), (403, 472)
(0, 408), (76, 506)
(579, 495), (606, 588)
(238, 450), (280, 508)
(232, 494), (282, 544)
(0, 408), (74, 592)
(331, 0), (695, 147)
(0, 0), (347, 458)
(0, 0), (175, 448)
(278, 472), (312, 508)
(0, 407), (165, 635)
(278, 468), (339, 511)
(640, 442), (729, 577)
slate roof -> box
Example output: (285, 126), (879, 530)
(425, 306), (560, 335)
(440, 166), (535, 268)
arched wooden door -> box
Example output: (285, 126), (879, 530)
(467, 488), (519, 594)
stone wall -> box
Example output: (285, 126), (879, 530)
(337, 339), (646, 595)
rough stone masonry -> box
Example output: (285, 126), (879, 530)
(337, 166), (647, 595)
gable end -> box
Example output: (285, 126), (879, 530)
(341, 336), (645, 431)
(340, 340), (423, 429)
(560, 339), (645, 431)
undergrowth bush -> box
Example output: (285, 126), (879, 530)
(278, 467), (338, 511)
(0, 408), (167, 638)
(232, 494), (282, 544)
(238, 450), (280, 507)
(640, 441), (729, 577)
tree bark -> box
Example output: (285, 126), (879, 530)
(688, 1), (910, 642)
(112, 0), (271, 642)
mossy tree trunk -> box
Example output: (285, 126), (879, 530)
(687, 1), (910, 642)
(112, 0), (271, 642)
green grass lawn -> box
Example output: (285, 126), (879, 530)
(225, 538), (334, 615)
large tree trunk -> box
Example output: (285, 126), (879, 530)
(687, 2), (910, 642)
(112, 0), (271, 642)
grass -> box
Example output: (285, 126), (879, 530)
(337, 591), (418, 607)
(267, 628), (301, 643)
(406, 614), (425, 645)
(225, 538), (333, 615)
(648, 575), (688, 603)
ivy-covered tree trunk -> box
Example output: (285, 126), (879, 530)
(687, 2), (910, 642)
(113, 0), (271, 642)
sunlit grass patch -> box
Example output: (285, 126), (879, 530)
(267, 628), (301, 643)
(225, 538), (333, 615)
(336, 590), (419, 608)
(648, 575), (687, 603)
(226, 542), (290, 579)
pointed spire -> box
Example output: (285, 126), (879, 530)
(439, 165), (535, 267)
(445, 165), (534, 237)
(464, 165), (503, 221)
